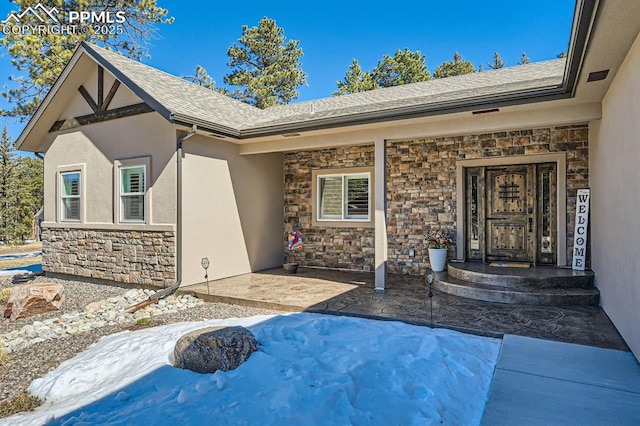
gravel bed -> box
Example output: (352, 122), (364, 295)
(1, 277), (129, 334)
(0, 277), (283, 410)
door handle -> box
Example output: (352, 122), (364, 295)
(528, 217), (533, 232)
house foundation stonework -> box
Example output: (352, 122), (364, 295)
(284, 124), (589, 275)
(42, 228), (176, 287)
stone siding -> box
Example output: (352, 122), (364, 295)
(42, 228), (175, 287)
(284, 146), (375, 270)
(388, 124), (589, 273)
(284, 125), (589, 275)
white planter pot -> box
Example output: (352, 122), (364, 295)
(428, 248), (448, 272)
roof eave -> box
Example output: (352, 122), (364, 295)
(171, 113), (242, 139)
(15, 44), (87, 151)
(80, 42), (174, 122)
(563, 0), (600, 96)
(15, 42), (177, 152)
(235, 85), (571, 139)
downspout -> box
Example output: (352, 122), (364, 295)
(128, 125), (197, 311)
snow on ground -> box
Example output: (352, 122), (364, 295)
(4, 313), (501, 426)
(0, 264), (42, 276)
(0, 252), (41, 260)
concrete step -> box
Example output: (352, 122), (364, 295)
(447, 262), (594, 290)
(433, 273), (600, 306)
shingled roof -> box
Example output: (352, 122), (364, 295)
(81, 43), (270, 136)
(20, 42), (566, 144)
(83, 42), (566, 137)
(251, 60), (565, 130)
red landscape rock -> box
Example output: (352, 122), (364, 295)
(6, 283), (64, 320)
(3, 302), (12, 318)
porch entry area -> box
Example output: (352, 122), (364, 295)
(465, 163), (557, 265)
(178, 267), (624, 351)
(444, 154), (599, 306)
(456, 153), (568, 267)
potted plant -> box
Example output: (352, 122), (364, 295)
(424, 229), (453, 272)
(284, 229), (303, 274)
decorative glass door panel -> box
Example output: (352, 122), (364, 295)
(466, 168), (484, 260)
(537, 163), (557, 264)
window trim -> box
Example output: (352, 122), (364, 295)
(311, 167), (375, 228)
(57, 164), (85, 223)
(60, 171), (82, 222)
(114, 157), (151, 225)
(119, 164), (146, 223)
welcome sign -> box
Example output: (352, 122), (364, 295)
(572, 189), (590, 271)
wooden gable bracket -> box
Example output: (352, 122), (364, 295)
(49, 66), (154, 132)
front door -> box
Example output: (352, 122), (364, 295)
(486, 166), (534, 262)
(465, 163), (557, 264)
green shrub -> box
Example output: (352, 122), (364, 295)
(136, 317), (152, 326)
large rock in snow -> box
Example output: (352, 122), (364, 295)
(173, 326), (258, 374)
(6, 283), (64, 320)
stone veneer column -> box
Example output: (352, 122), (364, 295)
(375, 138), (387, 290)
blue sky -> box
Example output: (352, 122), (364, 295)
(0, 0), (576, 142)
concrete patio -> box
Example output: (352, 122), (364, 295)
(179, 267), (628, 351)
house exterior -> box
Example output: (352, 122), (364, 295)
(15, 0), (640, 359)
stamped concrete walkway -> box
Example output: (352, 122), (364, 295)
(179, 267), (628, 351)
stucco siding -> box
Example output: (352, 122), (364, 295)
(43, 112), (177, 226)
(42, 112), (177, 286)
(181, 135), (283, 286)
(589, 32), (640, 360)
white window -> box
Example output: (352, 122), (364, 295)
(317, 172), (371, 221)
(60, 171), (81, 221)
(120, 165), (146, 222)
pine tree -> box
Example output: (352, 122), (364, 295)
(182, 65), (217, 89)
(372, 48), (431, 87)
(1, 0), (173, 119)
(518, 52), (531, 65)
(488, 52), (505, 69)
(0, 126), (43, 243)
(224, 17), (307, 108)
(0, 126), (16, 242)
(333, 59), (379, 95)
(13, 156), (43, 241)
(434, 52), (476, 78)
